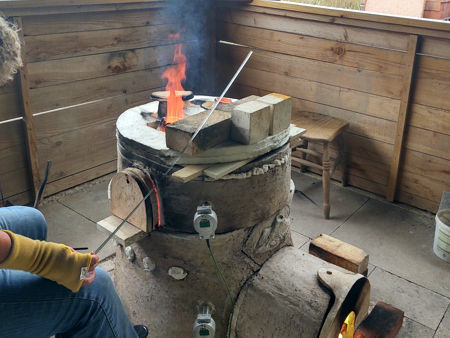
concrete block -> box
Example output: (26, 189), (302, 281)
(258, 93), (292, 135)
(165, 110), (232, 155)
(231, 100), (271, 144)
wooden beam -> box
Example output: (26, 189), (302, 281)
(386, 35), (419, 202)
(14, 17), (41, 198)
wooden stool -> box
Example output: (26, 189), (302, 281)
(291, 112), (349, 219)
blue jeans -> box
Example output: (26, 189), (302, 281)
(0, 206), (138, 338)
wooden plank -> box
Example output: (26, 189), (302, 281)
(217, 23), (407, 76)
(22, 8), (170, 35)
(172, 164), (209, 183)
(224, 65), (401, 123)
(0, 92), (21, 121)
(14, 17), (40, 197)
(386, 35), (417, 202)
(397, 189), (439, 212)
(0, 0), (163, 8)
(399, 170), (450, 203)
(97, 215), (147, 248)
(0, 166), (30, 201)
(34, 90), (152, 138)
(37, 118), (117, 183)
(24, 24), (175, 62)
(235, 4), (450, 40)
(409, 104), (450, 135)
(44, 160), (116, 196)
(309, 233), (369, 274)
(30, 67), (164, 113)
(0, 120), (25, 150)
(219, 45), (403, 99)
(231, 0), (450, 34)
(218, 8), (410, 51)
(27, 45), (174, 89)
(421, 36), (450, 59)
(412, 67), (450, 112)
(165, 110), (232, 155)
(203, 158), (252, 179)
(403, 149), (450, 184)
(405, 126), (450, 160)
(2, 3), (165, 17)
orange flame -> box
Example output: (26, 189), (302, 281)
(161, 35), (186, 124)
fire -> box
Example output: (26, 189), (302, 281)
(161, 33), (186, 124)
(338, 311), (355, 338)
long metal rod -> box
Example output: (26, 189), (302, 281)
(95, 189), (152, 254)
(164, 50), (253, 175)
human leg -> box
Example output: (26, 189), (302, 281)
(0, 206), (47, 240)
(0, 267), (138, 338)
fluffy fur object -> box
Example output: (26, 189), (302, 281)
(0, 16), (22, 86)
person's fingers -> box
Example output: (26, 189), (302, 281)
(82, 269), (96, 286)
(89, 253), (99, 272)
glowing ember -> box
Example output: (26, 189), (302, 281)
(339, 311), (355, 338)
(161, 33), (187, 124)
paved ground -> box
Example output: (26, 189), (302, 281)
(39, 170), (449, 337)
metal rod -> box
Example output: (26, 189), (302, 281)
(94, 189), (152, 254)
(164, 50), (253, 175)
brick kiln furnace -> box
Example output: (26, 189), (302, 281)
(100, 95), (370, 338)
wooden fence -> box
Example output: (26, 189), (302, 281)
(0, 0), (181, 205)
(217, 0), (450, 212)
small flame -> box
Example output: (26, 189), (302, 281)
(161, 34), (186, 124)
(339, 311), (355, 338)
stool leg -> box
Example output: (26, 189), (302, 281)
(300, 140), (309, 172)
(338, 134), (347, 186)
(322, 142), (331, 219)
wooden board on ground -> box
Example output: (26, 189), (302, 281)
(97, 215), (147, 247)
(203, 158), (252, 180)
(309, 233), (369, 275)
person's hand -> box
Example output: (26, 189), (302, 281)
(82, 252), (99, 287)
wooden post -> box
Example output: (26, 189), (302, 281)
(14, 17), (41, 198)
(386, 35), (418, 202)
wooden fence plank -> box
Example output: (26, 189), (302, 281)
(24, 24), (175, 62)
(14, 17), (41, 197)
(0, 120), (24, 150)
(22, 8), (170, 35)
(30, 66), (164, 113)
(410, 104), (450, 135)
(421, 36), (450, 58)
(220, 45), (403, 99)
(37, 118), (117, 182)
(218, 8), (409, 51)
(28, 45), (174, 88)
(413, 67), (450, 112)
(34, 90), (152, 138)
(386, 35), (419, 202)
(405, 127), (450, 160)
(44, 160), (116, 197)
(0, 92), (21, 121)
(224, 65), (400, 122)
(217, 23), (407, 76)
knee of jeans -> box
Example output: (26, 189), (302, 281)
(92, 268), (115, 295)
(27, 207), (47, 239)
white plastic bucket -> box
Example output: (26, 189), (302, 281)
(434, 209), (450, 262)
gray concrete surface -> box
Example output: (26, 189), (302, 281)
(40, 171), (449, 336)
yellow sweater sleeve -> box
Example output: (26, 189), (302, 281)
(0, 230), (92, 292)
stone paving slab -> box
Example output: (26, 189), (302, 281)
(58, 174), (113, 223)
(397, 317), (435, 338)
(290, 230), (309, 248)
(290, 172), (368, 238)
(369, 267), (449, 330)
(435, 305), (450, 338)
(40, 200), (114, 260)
(331, 198), (450, 298)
